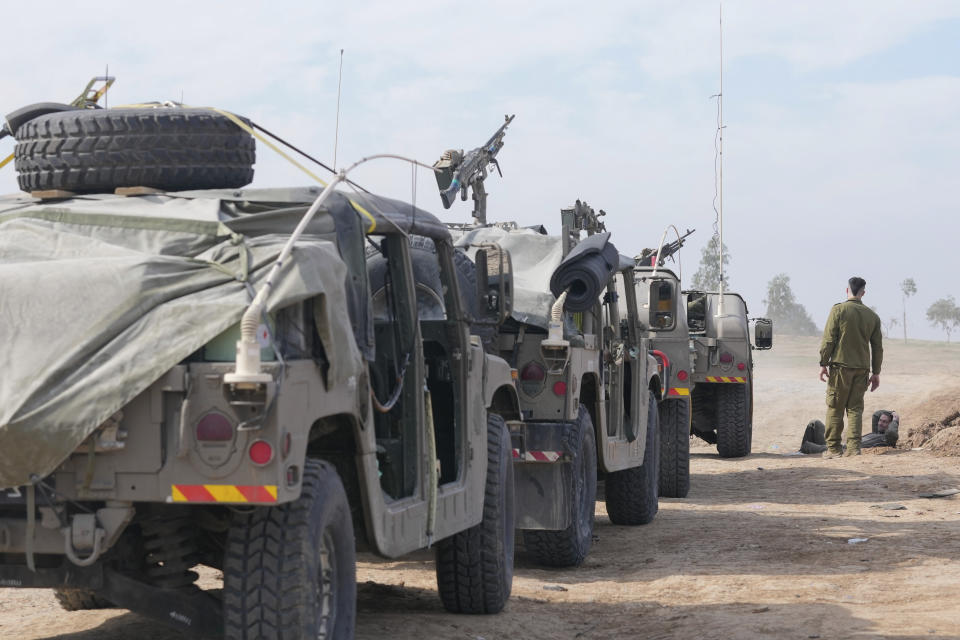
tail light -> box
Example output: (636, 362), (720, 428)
(249, 440), (274, 465)
(719, 352), (734, 363)
(520, 362), (546, 381)
(737, 362), (746, 371)
(553, 381), (568, 396)
(519, 361), (547, 396)
(677, 369), (688, 381)
(196, 412), (234, 442)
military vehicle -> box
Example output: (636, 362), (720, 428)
(455, 204), (664, 568)
(432, 128), (663, 568)
(0, 104), (522, 638)
(684, 289), (772, 457)
(633, 229), (696, 497)
(635, 229), (773, 477)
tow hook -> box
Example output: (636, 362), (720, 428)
(62, 513), (105, 567)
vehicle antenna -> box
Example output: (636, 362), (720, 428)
(715, 3), (726, 317)
(105, 64), (109, 109)
(333, 48), (344, 170)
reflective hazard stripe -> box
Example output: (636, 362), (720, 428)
(668, 387), (690, 396)
(704, 376), (746, 383)
(171, 484), (278, 503)
(511, 449), (563, 462)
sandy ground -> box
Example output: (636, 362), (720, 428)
(3, 335), (960, 639)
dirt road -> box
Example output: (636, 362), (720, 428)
(3, 335), (960, 639)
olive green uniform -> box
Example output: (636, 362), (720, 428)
(819, 299), (883, 454)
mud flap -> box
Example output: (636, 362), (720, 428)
(510, 421), (577, 530)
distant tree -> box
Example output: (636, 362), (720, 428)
(882, 316), (899, 339)
(900, 278), (917, 343)
(763, 273), (818, 336)
(926, 296), (960, 343)
(691, 235), (731, 291)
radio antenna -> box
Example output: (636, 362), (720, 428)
(716, 3), (726, 316)
(333, 48), (344, 170)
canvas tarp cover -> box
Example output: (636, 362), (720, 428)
(453, 226), (564, 330)
(0, 191), (366, 489)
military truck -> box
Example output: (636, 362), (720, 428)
(683, 290), (772, 457)
(0, 105), (522, 638)
(450, 202), (664, 568)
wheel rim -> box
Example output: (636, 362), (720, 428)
(316, 529), (337, 639)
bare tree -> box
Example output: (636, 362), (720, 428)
(882, 316), (899, 339)
(927, 296), (960, 343)
(900, 278), (917, 343)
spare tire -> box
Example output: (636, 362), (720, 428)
(13, 107), (255, 193)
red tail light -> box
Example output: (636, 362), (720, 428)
(520, 362), (546, 381)
(737, 362), (746, 371)
(719, 352), (734, 363)
(677, 370), (688, 381)
(553, 381), (568, 396)
(196, 412), (234, 442)
(249, 440), (274, 465)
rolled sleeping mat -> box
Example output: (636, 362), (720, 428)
(549, 231), (621, 311)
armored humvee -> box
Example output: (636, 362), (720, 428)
(633, 263), (694, 497)
(453, 202), (663, 568)
(634, 230), (772, 481)
(0, 105), (521, 639)
(684, 290), (772, 457)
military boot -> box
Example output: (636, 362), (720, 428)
(843, 447), (861, 457)
(822, 449), (843, 459)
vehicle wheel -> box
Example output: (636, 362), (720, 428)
(436, 413), (515, 614)
(658, 398), (691, 498)
(522, 405), (598, 567)
(223, 459), (355, 639)
(53, 588), (113, 611)
(14, 107), (255, 194)
(605, 393), (660, 525)
(716, 381), (752, 458)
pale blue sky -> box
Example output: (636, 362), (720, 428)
(4, 1), (958, 340)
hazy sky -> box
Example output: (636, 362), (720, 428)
(4, 1), (958, 340)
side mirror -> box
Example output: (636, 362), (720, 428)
(648, 280), (676, 331)
(753, 318), (773, 350)
(475, 244), (513, 325)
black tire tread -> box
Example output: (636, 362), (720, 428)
(658, 398), (691, 498)
(716, 383), (752, 458)
(14, 108), (254, 193)
(436, 414), (514, 614)
(223, 458), (355, 639)
(523, 405), (598, 567)
(605, 394), (660, 525)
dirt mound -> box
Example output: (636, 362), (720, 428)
(919, 426), (960, 456)
(901, 407), (960, 453)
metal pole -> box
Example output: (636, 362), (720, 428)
(716, 3), (726, 317)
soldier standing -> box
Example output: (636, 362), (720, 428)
(818, 277), (883, 458)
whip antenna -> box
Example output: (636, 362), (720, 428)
(716, 3), (726, 316)
(333, 48), (344, 169)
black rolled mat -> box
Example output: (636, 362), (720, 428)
(549, 232), (620, 311)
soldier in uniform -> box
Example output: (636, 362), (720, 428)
(818, 277), (883, 458)
(799, 410), (899, 454)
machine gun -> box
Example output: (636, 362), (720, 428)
(636, 228), (695, 267)
(434, 114), (514, 225)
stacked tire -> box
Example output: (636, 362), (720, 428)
(14, 107), (255, 194)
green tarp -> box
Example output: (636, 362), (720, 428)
(0, 190), (365, 489)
